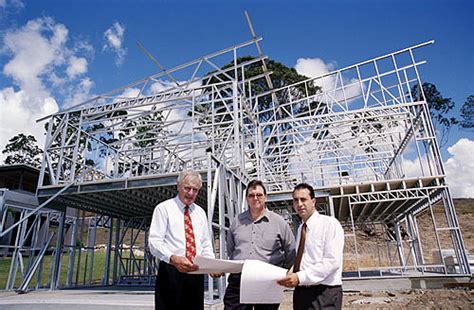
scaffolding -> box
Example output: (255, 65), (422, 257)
(0, 25), (470, 302)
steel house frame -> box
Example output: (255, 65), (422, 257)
(0, 30), (469, 302)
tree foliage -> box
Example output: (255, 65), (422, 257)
(203, 57), (320, 119)
(411, 82), (458, 146)
(2, 134), (43, 168)
(460, 95), (474, 131)
(202, 57), (322, 176)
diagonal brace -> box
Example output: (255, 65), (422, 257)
(0, 183), (73, 238)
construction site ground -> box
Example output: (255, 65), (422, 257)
(0, 277), (472, 309)
(1, 199), (472, 309)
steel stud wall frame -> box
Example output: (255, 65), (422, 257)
(1, 33), (469, 300)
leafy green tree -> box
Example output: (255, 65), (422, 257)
(131, 110), (165, 148)
(2, 134), (43, 168)
(202, 57), (323, 176)
(203, 57), (320, 120)
(459, 95), (473, 131)
(411, 82), (458, 146)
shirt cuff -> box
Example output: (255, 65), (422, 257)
(158, 248), (173, 264)
(296, 270), (308, 286)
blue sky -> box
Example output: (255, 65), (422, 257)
(0, 0), (472, 196)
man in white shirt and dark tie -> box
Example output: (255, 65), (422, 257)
(278, 183), (344, 310)
(149, 170), (215, 310)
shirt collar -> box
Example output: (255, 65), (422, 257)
(304, 210), (320, 226)
(174, 196), (194, 211)
(244, 208), (270, 222)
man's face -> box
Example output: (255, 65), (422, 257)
(177, 176), (201, 206)
(292, 188), (316, 221)
(246, 185), (267, 212)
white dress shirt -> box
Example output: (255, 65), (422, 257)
(295, 212), (344, 286)
(149, 196), (215, 263)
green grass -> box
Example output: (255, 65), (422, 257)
(0, 251), (113, 290)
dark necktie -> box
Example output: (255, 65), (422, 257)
(184, 206), (196, 262)
(293, 223), (307, 272)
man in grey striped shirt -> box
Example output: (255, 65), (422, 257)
(224, 180), (296, 310)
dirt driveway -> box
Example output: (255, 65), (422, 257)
(278, 288), (473, 309)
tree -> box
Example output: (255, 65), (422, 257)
(411, 82), (458, 146)
(2, 134), (43, 168)
(459, 95), (474, 131)
(203, 57), (321, 120)
(201, 57), (323, 177)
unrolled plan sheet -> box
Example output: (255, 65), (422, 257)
(240, 259), (287, 304)
(189, 255), (244, 274)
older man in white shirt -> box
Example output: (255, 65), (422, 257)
(149, 170), (215, 310)
(278, 183), (344, 310)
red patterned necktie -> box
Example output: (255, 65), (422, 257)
(293, 223), (307, 272)
(184, 206), (196, 262)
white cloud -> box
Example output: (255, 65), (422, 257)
(294, 57), (362, 106)
(66, 55), (88, 78)
(0, 17), (95, 162)
(119, 87), (140, 99)
(0, 17), (66, 158)
(394, 138), (473, 198)
(294, 58), (335, 82)
(63, 77), (94, 107)
(0, 87), (58, 161)
(150, 80), (175, 94)
(103, 22), (126, 66)
(3, 17), (68, 93)
(444, 138), (474, 198)
(0, 0), (24, 9)
(401, 157), (423, 178)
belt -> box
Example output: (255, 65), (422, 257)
(298, 284), (342, 289)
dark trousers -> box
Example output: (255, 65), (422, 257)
(223, 273), (280, 310)
(155, 261), (204, 310)
(293, 285), (342, 310)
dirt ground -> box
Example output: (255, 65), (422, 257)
(278, 288), (473, 309)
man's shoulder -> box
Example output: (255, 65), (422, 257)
(236, 210), (249, 221)
(192, 203), (206, 214)
(232, 210), (251, 225)
(266, 210), (288, 223)
(154, 197), (176, 209)
(319, 214), (343, 227)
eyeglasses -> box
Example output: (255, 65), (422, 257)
(247, 193), (265, 199)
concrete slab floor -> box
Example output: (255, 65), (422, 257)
(0, 289), (227, 310)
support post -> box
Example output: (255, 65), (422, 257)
(51, 208), (66, 290)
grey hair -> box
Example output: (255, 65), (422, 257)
(177, 170), (202, 187)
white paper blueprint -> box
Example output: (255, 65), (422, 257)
(240, 260), (287, 304)
(189, 255), (244, 274)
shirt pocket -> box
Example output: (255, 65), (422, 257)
(261, 236), (281, 251)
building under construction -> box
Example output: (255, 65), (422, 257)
(0, 18), (470, 302)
